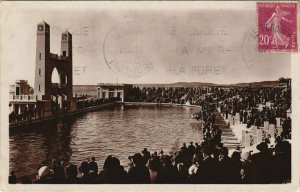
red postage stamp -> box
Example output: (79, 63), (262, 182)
(257, 2), (298, 52)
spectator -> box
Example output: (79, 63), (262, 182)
(8, 171), (16, 184)
(193, 144), (216, 184)
(231, 151), (242, 183)
(217, 147), (234, 184)
(99, 155), (128, 184)
(88, 156), (98, 175)
(142, 148), (151, 165)
(128, 153), (150, 184)
(187, 142), (196, 157)
(20, 176), (32, 184)
(272, 141), (291, 183)
(78, 161), (95, 184)
(148, 158), (159, 184)
(157, 155), (179, 184)
(34, 166), (55, 184)
(51, 160), (65, 184)
(65, 164), (80, 184)
(240, 152), (257, 184)
(251, 142), (274, 184)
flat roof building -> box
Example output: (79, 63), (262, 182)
(97, 83), (133, 102)
(9, 80), (37, 115)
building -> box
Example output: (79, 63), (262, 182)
(97, 83), (133, 102)
(9, 80), (33, 96)
(34, 21), (73, 115)
(9, 80), (36, 114)
(9, 21), (74, 119)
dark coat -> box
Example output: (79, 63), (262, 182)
(157, 164), (179, 184)
(251, 152), (274, 184)
(193, 156), (217, 184)
(128, 165), (150, 184)
(99, 166), (128, 184)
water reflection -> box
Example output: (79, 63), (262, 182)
(10, 105), (201, 180)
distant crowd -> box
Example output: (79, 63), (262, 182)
(76, 97), (120, 109)
(9, 97), (120, 123)
(127, 86), (291, 139)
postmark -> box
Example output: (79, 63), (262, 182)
(241, 26), (272, 69)
(103, 23), (153, 78)
(257, 2), (298, 52)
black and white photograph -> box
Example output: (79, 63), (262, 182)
(0, 1), (299, 191)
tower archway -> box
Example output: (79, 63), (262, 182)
(51, 67), (60, 84)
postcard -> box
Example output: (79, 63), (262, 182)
(0, 1), (299, 192)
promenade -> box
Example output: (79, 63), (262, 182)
(9, 102), (119, 129)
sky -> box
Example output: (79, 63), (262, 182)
(1, 2), (291, 86)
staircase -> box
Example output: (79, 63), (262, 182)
(214, 111), (241, 150)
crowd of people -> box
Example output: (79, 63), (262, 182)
(217, 88), (291, 139)
(127, 86), (291, 139)
(9, 106), (41, 123)
(76, 97), (120, 109)
(126, 86), (208, 105)
(9, 97), (120, 123)
(9, 83), (292, 184)
(9, 93), (291, 184)
(9, 137), (291, 184)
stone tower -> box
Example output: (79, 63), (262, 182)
(34, 21), (73, 107)
(34, 21), (50, 100)
(60, 30), (73, 100)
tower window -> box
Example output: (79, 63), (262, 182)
(39, 68), (41, 76)
(63, 51), (66, 57)
(39, 85), (41, 92)
(39, 53), (42, 60)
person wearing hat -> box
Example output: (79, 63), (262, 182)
(217, 147), (235, 184)
(240, 151), (257, 184)
(34, 166), (55, 184)
(251, 142), (274, 183)
(88, 156), (98, 175)
(272, 141), (291, 183)
(51, 160), (65, 184)
(142, 148), (151, 165)
(99, 155), (128, 184)
(148, 158), (159, 184)
(192, 144), (217, 184)
(78, 161), (95, 184)
(157, 155), (179, 184)
(231, 151), (242, 183)
(64, 164), (80, 184)
(187, 142), (196, 157)
(128, 153), (150, 184)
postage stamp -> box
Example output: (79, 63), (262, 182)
(257, 2), (298, 52)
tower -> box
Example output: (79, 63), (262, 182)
(33, 21), (73, 114)
(60, 30), (73, 99)
(34, 21), (50, 100)
(61, 30), (72, 59)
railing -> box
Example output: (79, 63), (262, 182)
(9, 95), (37, 101)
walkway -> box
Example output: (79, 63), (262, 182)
(9, 102), (119, 129)
(214, 110), (241, 150)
